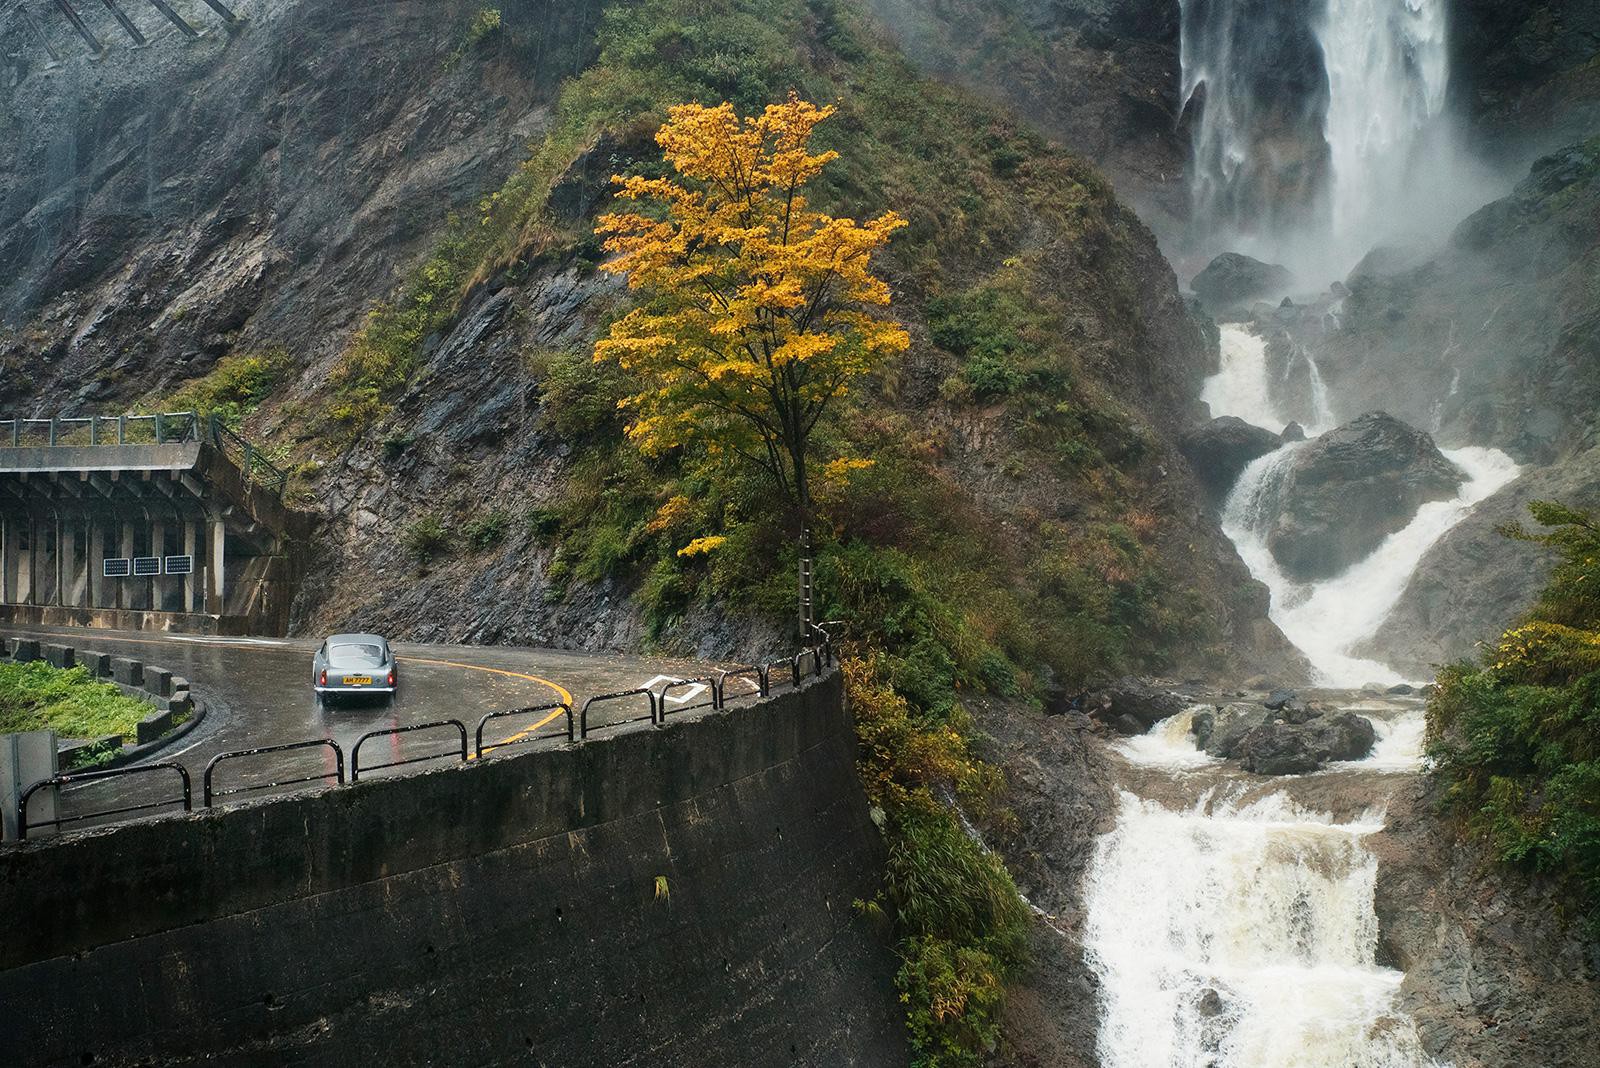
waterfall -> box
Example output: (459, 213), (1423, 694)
(1318, 0), (1450, 257)
(1084, 790), (1443, 1068)
(1202, 326), (1336, 436)
(1179, 0), (1468, 278)
(1222, 439), (1519, 687)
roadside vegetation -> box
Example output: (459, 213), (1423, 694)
(0, 661), (153, 768)
(1429, 501), (1600, 935)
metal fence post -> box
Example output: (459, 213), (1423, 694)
(48, 417), (57, 446)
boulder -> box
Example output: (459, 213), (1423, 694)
(1202, 703), (1375, 773)
(1180, 417), (1284, 498)
(1191, 253), (1294, 318)
(1093, 677), (1189, 735)
(1281, 421), (1307, 443)
(1265, 412), (1464, 581)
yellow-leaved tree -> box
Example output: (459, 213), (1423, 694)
(594, 95), (908, 637)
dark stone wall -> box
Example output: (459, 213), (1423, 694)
(0, 671), (905, 1067)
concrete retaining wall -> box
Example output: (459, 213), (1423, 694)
(0, 670), (905, 1067)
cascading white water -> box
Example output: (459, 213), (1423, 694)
(1202, 327), (1520, 684)
(1201, 325), (1336, 435)
(1085, 791), (1444, 1068)
(1222, 432), (1519, 687)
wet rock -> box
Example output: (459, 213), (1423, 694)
(1281, 421), (1307, 442)
(1201, 703), (1272, 757)
(1197, 988), (1225, 1017)
(1092, 677), (1190, 735)
(1190, 709), (1216, 748)
(1180, 417), (1284, 498)
(1265, 412), (1465, 582)
(1264, 687), (1298, 710)
(1191, 253), (1294, 318)
(1386, 683), (1416, 695)
(1203, 702), (1375, 773)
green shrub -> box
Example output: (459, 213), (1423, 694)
(161, 348), (290, 430)
(1429, 501), (1600, 934)
(402, 515), (452, 564)
(462, 510), (510, 551)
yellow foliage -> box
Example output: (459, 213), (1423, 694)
(677, 535), (728, 557)
(647, 494), (696, 533)
(594, 95), (907, 509)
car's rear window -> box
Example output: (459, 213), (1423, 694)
(330, 643), (384, 664)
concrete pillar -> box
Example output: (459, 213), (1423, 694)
(59, 516), (80, 607)
(151, 520), (167, 612)
(87, 517), (104, 609)
(207, 517), (226, 615)
(0, 512), (13, 604)
(21, 516), (35, 605)
(182, 521), (198, 613)
(118, 522), (134, 610)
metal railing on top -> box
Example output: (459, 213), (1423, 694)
(0, 410), (287, 497)
(208, 415), (287, 495)
(1, 411), (200, 448)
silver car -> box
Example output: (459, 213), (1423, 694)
(313, 633), (397, 704)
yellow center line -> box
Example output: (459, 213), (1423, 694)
(395, 655), (574, 758)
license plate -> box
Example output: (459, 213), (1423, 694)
(342, 676), (372, 686)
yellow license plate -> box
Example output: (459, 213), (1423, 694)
(342, 676), (372, 686)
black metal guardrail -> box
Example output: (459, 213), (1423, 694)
(579, 687), (659, 739)
(11, 644), (838, 839)
(475, 703), (574, 757)
(352, 720), (469, 782)
(717, 665), (770, 704)
(17, 762), (191, 840)
(657, 676), (722, 719)
(204, 739), (346, 807)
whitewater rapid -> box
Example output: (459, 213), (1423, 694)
(1084, 789), (1443, 1068)
(1202, 326), (1518, 686)
(1224, 442), (1518, 687)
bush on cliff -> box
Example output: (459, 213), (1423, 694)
(846, 655), (1029, 1066)
(1429, 500), (1600, 934)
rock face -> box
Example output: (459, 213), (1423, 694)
(1370, 778), (1600, 1068)
(1266, 413), (1463, 582)
(1193, 696), (1375, 774)
(1306, 139), (1600, 465)
(1180, 416), (1284, 499)
(1360, 446), (1600, 678)
(1190, 253), (1295, 318)
(0, 0), (598, 404)
(970, 697), (1116, 1068)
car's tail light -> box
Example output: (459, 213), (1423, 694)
(318, 669), (326, 686)
(387, 670), (395, 686)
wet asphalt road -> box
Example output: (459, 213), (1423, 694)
(4, 626), (742, 831)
